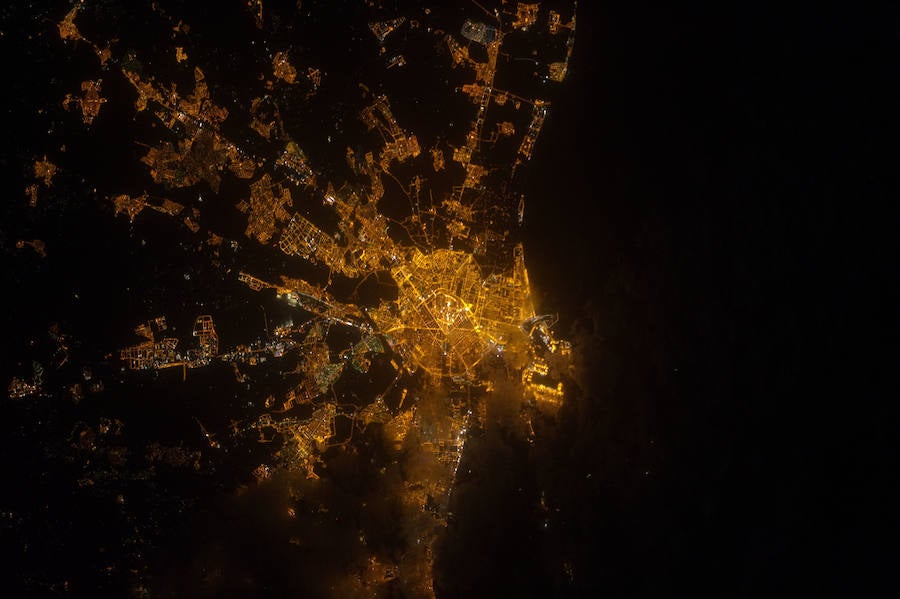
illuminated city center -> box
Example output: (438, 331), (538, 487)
(9, 3), (578, 597)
